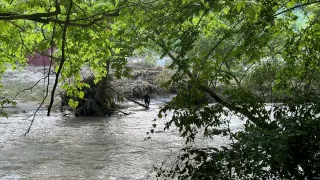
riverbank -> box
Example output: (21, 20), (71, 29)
(0, 63), (175, 116)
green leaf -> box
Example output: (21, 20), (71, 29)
(236, 0), (246, 12)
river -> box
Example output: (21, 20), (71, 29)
(0, 67), (243, 179)
(0, 100), (243, 180)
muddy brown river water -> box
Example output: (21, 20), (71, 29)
(0, 68), (243, 179)
(0, 100), (243, 179)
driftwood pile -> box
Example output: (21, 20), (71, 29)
(60, 65), (170, 117)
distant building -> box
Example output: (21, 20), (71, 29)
(27, 47), (56, 66)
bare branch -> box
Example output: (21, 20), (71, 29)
(24, 90), (48, 135)
(47, 0), (73, 116)
(13, 77), (47, 100)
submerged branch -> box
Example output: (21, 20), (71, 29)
(107, 86), (149, 109)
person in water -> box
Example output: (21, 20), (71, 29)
(143, 93), (150, 107)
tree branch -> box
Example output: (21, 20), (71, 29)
(13, 77), (47, 100)
(155, 37), (272, 129)
(0, 2), (60, 20)
(107, 86), (149, 109)
(30, 11), (119, 27)
(0, 2), (118, 28)
(274, 0), (320, 17)
(47, 0), (73, 116)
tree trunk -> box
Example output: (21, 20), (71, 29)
(75, 60), (114, 117)
(94, 60), (111, 103)
(94, 76), (108, 103)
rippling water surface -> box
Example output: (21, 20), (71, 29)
(0, 99), (243, 180)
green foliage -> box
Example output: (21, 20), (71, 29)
(0, 0), (143, 109)
(0, 97), (16, 118)
(141, 0), (320, 179)
(1, 0), (320, 179)
(243, 60), (281, 101)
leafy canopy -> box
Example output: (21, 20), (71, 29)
(1, 0), (320, 179)
(134, 0), (320, 179)
(0, 0), (143, 111)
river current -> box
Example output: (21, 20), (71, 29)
(0, 68), (243, 179)
(0, 101), (243, 180)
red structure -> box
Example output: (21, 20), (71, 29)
(27, 47), (56, 66)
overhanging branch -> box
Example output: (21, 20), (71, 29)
(154, 36), (272, 129)
(274, 0), (320, 17)
(0, 2), (60, 20)
(0, 1), (119, 28)
(29, 11), (119, 27)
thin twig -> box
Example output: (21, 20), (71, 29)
(24, 94), (47, 135)
(13, 76), (47, 100)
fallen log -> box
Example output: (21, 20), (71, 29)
(107, 86), (149, 109)
(116, 109), (132, 115)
